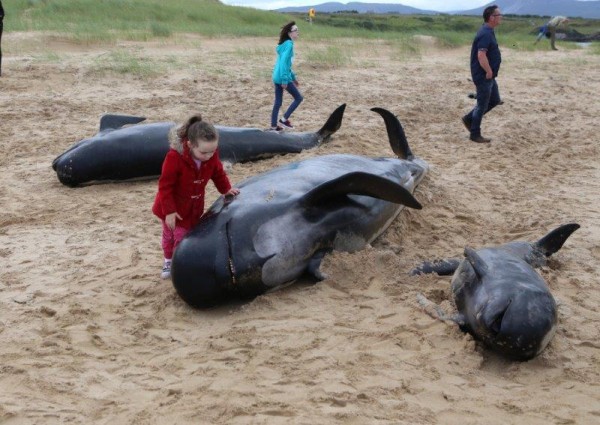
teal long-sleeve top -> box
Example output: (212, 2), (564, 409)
(272, 40), (296, 85)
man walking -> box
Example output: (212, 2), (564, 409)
(462, 5), (503, 143)
(535, 16), (569, 50)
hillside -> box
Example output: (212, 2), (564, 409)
(276, 1), (437, 14)
(276, 0), (600, 19)
(461, 0), (600, 19)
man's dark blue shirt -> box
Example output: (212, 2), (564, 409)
(470, 24), (502, 85)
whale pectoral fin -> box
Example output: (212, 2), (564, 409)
(464, 247), (488, 279)
(301, 172), (422, 210)
(410, 258), (461, 276)
(534, 223), (580, 257)
(99, 114), (146, 132)
(306, 250), (328, 281)
(416, 293), (463, 325)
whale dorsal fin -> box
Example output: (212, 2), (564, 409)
(316, 103), (346, 141)
(464, 247), (488, 279)
(300, 172), (422, 210)
(534, 223), (580, 257)
(371, 108), (413, 160)
(99, 114), (146, 132)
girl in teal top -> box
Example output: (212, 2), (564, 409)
(270, 21), (304, 131)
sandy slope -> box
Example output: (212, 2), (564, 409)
(0, 33), (598, 424)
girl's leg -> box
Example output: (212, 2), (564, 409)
(160, 223), (189, 279)
(172, 226), (189, 252)
(160, 221), (177, 279)
(282, 83), (304, 120)
(271, 84), (284, 127)
(161, 221), (176, 260)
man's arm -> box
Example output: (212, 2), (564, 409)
(477, 50), (493, 80)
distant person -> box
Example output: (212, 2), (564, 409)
(270, 21), (303, 132)
(535, 16), (569, 50)
(152, 114), (240, 279)
(0, 0), (4, 76)
(461, 5), (503, 144)
(308, 8), (315, 25)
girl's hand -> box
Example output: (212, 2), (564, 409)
(293, 80), (299, 87)
(165, 212), (182, 230)
(226, 188), (240, 197)
(281, 84), (287, 89)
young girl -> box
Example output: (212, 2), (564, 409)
(152, 114), (240, 279)
(270, 21), (304, 131)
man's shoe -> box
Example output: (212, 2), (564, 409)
(461, 116), (472, 132)
(469, 135), (491, 143)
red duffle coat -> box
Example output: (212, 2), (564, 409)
(152, 143), (232, 230)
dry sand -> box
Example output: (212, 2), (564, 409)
(0, 33), (599, 424)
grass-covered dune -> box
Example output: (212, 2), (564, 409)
(3, 0), (600, 49)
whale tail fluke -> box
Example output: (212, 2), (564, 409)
(371, 107), (413, 160)
(535, 223), (580, 257)
(99, 114), (146, 132)
(316, 104), (346, 141)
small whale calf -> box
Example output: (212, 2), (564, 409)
(413, 223), (580, 361)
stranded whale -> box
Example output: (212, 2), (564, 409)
(52, 104), (346, 186)
(171, 107), (429, 308)
(413, 223), (580, 361)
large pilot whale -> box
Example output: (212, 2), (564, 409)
(171, 107), (429, 308)
(412, 223), (580, 361)
(52, 104), (346, 186)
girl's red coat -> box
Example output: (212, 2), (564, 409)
(152, 144), (232, 230)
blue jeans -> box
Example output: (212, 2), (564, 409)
(271, 83), (303, 127)
(465, 78), (501, 137)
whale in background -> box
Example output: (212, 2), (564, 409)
(52, 104), (346, 186)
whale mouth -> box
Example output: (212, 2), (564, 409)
(488, 299), (512, 336)
(490, 308), (507, 335)
(225, 220), (236, 285)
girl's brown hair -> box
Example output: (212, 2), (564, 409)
(177, 114), (218, 146)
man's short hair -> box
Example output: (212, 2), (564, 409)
(483, 5), (499, 22)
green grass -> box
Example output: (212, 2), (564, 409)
(305, 45), (352, 68)
(4, 0), (600, 67)
(89, 48), (167, 77)
(3, 0), (599, 53)
(5, 0), (288, 41)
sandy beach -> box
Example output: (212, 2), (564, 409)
(0, 32), (599, 424)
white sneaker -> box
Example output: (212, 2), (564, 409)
(161, 261), (172, 279)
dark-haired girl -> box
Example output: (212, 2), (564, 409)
(152, 114), (239, 279)
(270, 21), (303, 131)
